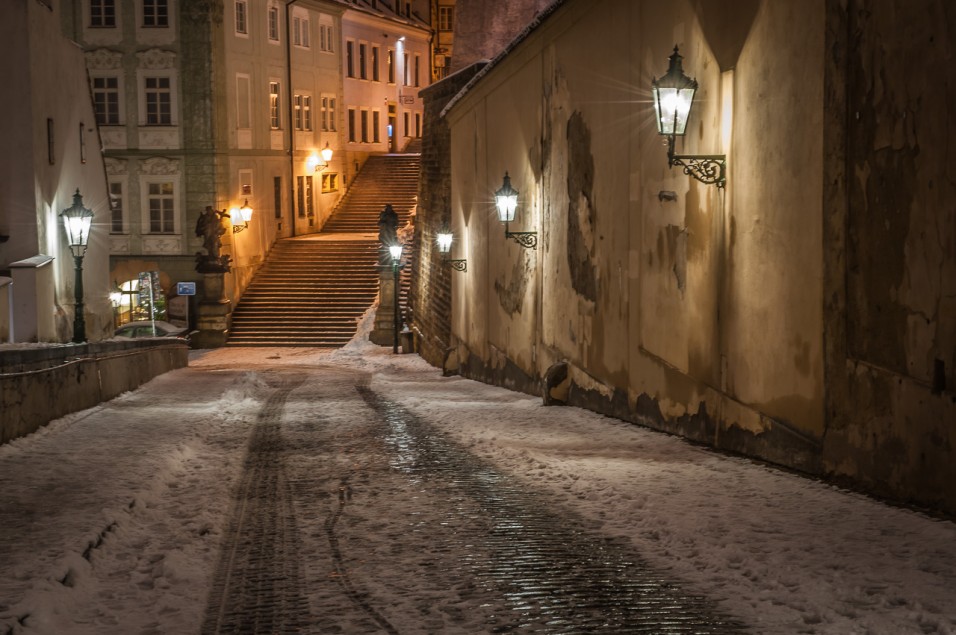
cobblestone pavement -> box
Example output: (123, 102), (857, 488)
(200, 366), (747, 634)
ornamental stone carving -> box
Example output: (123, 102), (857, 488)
(104, 158), (128, 176)
(86, 48), (123, 70)
(140, 157), (180, 176)
(136, 48), (177, 70)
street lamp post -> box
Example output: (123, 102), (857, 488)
(389, 243), (403, 353)
(60, 189), (94, 343)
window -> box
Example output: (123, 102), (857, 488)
(346, 40), (355, 78)
(414, 54), (420, 87)
(235, 1), (248, 34)
(294, 94), (312, 130)
(319, 24), (333, 51)
(321, 95), (336, 132)
(360, 109), (369, 143)
(415, 112), (421, 137)
(438, 5), (453, 31)
(293, 15), (310, 47)
(269, 82), (281, 129)
(387, 49), (395, 83)
(268, 6), (279, 41)
(147, 181), (175, 233)
(142, 0), (168, 27)
(90, 0), (116, 27)
(109, 181), (124, 233)
(372, 110), (380, 143)
(144, 76), (172, 125)
(372, 46), (380, 82)
(274, 176), (282, 218)
(296, 175), (313, 217)
(92, 76), (121, 125)
(322, 173), (338, 193)
(347, 108), (356, 142)
(403, 52), (409, 86)
(403, 111), (409, 137)
(359, 43), (367, 80)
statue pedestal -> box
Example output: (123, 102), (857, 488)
(192, 273), (232, 349)
(370, 268), (397, 347)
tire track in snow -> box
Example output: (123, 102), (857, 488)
(201, 376), (310, 635)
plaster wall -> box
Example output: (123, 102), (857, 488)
(447, 0), (832, 483)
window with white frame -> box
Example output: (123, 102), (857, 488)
(347, 108), (356, 142)
(371, 46), (380, 82)
(319, 23), (333, 52)
(144, 76), (172, 125)
(90, 0), (116, 27)
(359, 42), (368, 80)
(92, 75), (122, 125)
(269, 81), (281, 129)
(296, 175), (313, 217)
(403, 52), (409, 86)
(292, 14), (310, 47)
(294, 94), (312, 130)
(109, 180), (125, 233)
(346, 40), (355, 78)
(414, 54), (420, 87)
(360, 109), (369, 143)
(142, 0), (168, 27)
(235, 0), (248, 35)
(438, 5), (453, 31)
(372, 110), (380, 143)
(321, 95), (336, 132)
(387, 49), (395, 83)
(147, 181), (175, 233)
(268, 6), (279, 41)
(321, 172), (338, 193)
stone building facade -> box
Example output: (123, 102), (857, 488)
(412, 0), (956, 516)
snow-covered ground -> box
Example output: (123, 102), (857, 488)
(1, 313), (955, 634)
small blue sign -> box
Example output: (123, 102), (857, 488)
(177, 281), (197, 296)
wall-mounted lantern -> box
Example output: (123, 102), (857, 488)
(230, 199), (254, 233)
(307, 142), (334, 172)
(60, 189), (94, 343)
(652, 46), (726, 189)
(494, 172), (537, 249)
(436, 228), (467, 272)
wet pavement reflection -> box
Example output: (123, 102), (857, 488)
(359, 386), (748, 634)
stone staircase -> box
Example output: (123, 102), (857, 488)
(226, 153), (420, 347)
(321, 154), (419, 233)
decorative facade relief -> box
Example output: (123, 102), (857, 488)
(104, 158), (128, 176)
(101, 128), (128, 149)
(85, 48), (123, 70)
(138, 128), (181, 150)
(142, 235), (182, 255)
(140, 157), (180, 176)
(109, 235), (131, 254)
(136, 48), (177, 70)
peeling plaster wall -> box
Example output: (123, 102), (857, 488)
(823, 0), (956, 513)
(442, 0), (956, 515)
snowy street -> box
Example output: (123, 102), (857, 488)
(1, 337), (955, 634)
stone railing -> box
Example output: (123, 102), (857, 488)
(1, 339), (188, 444)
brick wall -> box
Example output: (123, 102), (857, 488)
(408, 63), (486, 369)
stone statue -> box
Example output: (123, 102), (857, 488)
(195, 206), (231, 273)
(378, 203), (399, 247)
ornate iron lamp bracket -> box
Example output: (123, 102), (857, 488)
(448, 259), (468, 272)
(667, 136), (726, 189)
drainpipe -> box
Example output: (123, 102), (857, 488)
(286, 0), (298, 237)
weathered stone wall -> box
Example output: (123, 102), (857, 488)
(439, 0), (956, 516)
(822, 0), (956, 512)
(409, 63), (486, 368)
(1, 340), (189, 444)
